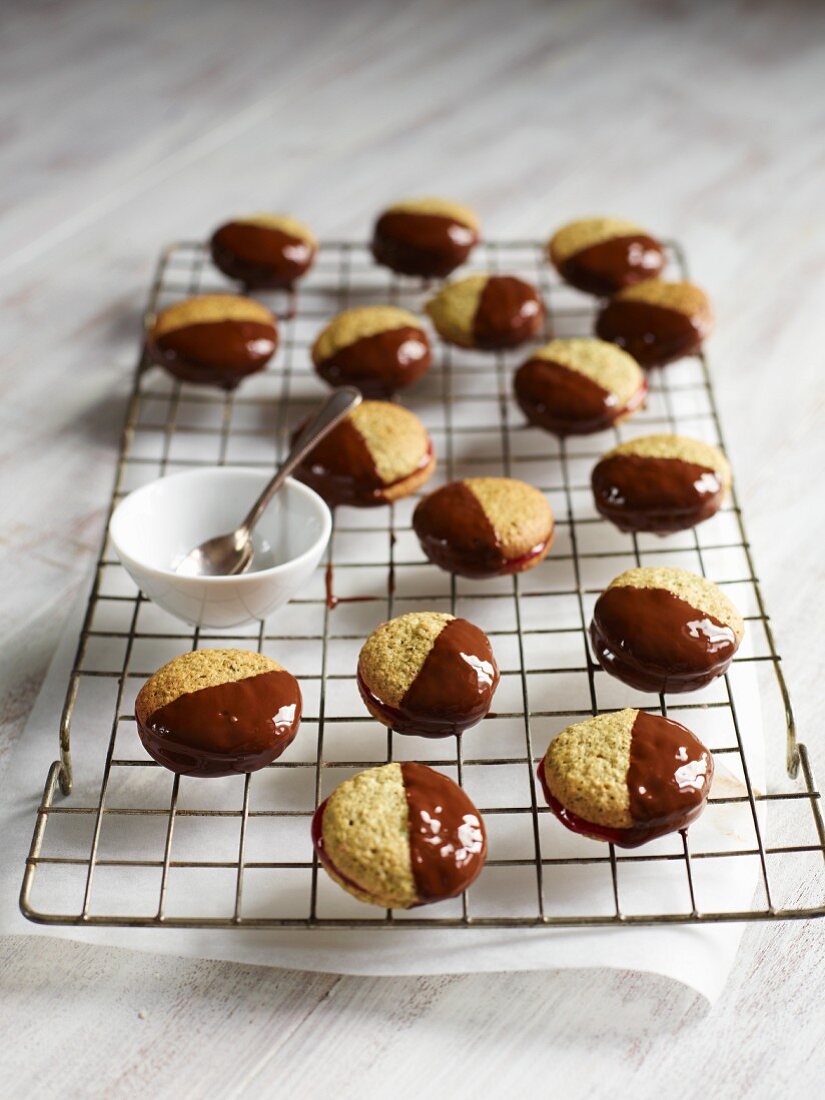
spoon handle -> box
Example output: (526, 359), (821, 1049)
(239, 387), (362, 536)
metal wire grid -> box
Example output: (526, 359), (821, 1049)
(20, 238), (825, 930)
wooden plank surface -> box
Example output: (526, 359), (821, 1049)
(1, 0), (824, 1096)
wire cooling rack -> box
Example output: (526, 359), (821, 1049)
(20, 238), (825, 929)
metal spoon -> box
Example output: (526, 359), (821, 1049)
(176, 386), (361, 577)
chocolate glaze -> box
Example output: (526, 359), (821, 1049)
(149, 318), (278, 389)
(371, 211), (478, 277)
(472, 276), (544, 349)
(357, 618), (499, 737)
(591, 585), (739, 694)
(515, 358), (647, 436)
(315, 326), (431, 397)
(210, 222), (315, 288)
(592, 452), (726, 534)
(295, 418), (433, 508)
(136, 669), (302, 777)
(538, 711), (712, 847)
(595, 299), (705, 367)
(559, 234), (664, 297)
(413, 481), (552, 578)
(400, 762), (487, 902)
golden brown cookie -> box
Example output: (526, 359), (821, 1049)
(312, 306), (431, 396)
(371, 197), (480, 277)
(426, 274), (544, 350)
(595, 280), (713, 367)
(413, 477), (554, 577)
(134, 649), (302, 777)
(210, 213), (317, 288)
(312, 762), (487, 907)
(548, 217), (665, 296)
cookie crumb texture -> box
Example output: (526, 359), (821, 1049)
(548, 217), (665, 296)
(210, 214), (316, 288)
(312, 306), (431, 396)
(426, 275), (544, 349)
(595, 280), (713, 368)
(371, 197), (480, 278)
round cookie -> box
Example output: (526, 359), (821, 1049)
(358, 612), (499, 737)
(312, 761), (487, 908)
(147, 294), (279, 389)
(592, 434), (731, 534)
(210, 213), (317, 288)
(538, 708), (713, 848)
(371, 197), (480, 278)
(134, 649), (302, 777)
(595, 280), (713, 368)
(514, 337), (647, 436)
(312, 306), (431, 396)
(413, 477), (554, 578)
(426, 274), (544, 350)
(293, 399), (435, 507)
(590, 567), (744, 694)
(548, 217), (665, 296)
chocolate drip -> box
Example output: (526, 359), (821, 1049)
(137, 669), (302, 777)
(472, 276), (544, 349)
(413, 482), (503, 577)
(559, 234), (664, 296)
(592, 452), (725, 534)
(316, 326), (431, 396)
(371, 211), (478, 277)
(591, 585), (739, 693)
(150, 319), (278, 389)
(515, 358), (646, 436)
(400, 762), (487, 902)
(595, 299), (703, 367)
(210, 222), (315, 288)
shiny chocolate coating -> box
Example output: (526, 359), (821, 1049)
(210, 222), (315, 288)
(515, 357), (647, 436)
(595, 299), (703, 367)
(149, 318), (278, 389)
(371, 210), (478, 277)
(400, 762), (487, 902)
(136, 669), (302, 777)
(357, 618), (499, 737)
(592, 452), (726, 534)
(559, 234), (665, 297)
(590, 585), (739, 693)
(472, 276), (544, 349)
(315, 326), (431, 397)
(538, 711), (713, 848)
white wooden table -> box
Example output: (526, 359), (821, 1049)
(2, 1), (824, 1095)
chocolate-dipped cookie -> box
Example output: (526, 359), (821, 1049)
(538, 708), (713, 848)
(413, 477), (554, 578)
(312, 762), (487, 908)
(358, 612), (499, 737)
(548, 217), (665, 296)
(147, 294), (279, 389)
(592, 434), (731, 534)
(371, 197), (480, 278)
(312, 306), (431, 396)
(209, 213), (316, 288)
(595, 280), (713, 368)
(426, 274), (544, 350)
(514, 337), (647, 436)
(135, 649), (301, 777)
(590, 567), (743, 694)
(294, 399), (435, 507)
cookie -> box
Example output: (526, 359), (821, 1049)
(134, 649), (302, 777)
(538, 708), (713, 847)
(426, 274), (544, 350)
(294, 399), (435, 507)
(514, 338), (647, 436)
(595, 280), (713, 367)
(548, 217), (665, 296)
(209, 213), (317, 288)
(358, 612), (499, 737)
(147, 294), (278, 389)
(413, 477), (554, 578)
(371, 197), (480, 278)
(312, 762), (487, 908)
(312, 306), (431, 396)
(590, 567), (744, 693)
(592, 434), (731, 534)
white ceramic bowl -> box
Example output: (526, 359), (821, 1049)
(110, 467), (331, 628)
